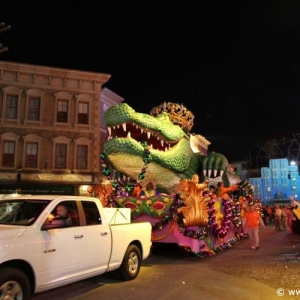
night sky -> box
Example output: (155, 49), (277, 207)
(1, 1), (300, 162)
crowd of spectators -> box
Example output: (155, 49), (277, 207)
(261, 199), (300, 235)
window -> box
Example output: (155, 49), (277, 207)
(75, 94), (92, 126)
(76, 145), (88, 169)
(25, 142), (38, 168)
(82, 201), (102, 225)
(28, 97), (40, 121)
(53, 136), (71, 169)
(5, 95), (18, 119)
(0, 200), (49, 226)
(55, 144), (67, 168)
(22, 134), (42, 169)
(78, 102), (89, 124)
(2, 141), (15, 167)
(57, 100), (68, 122)
(25, 89), (44, 123)
(73, 137), (91, 171)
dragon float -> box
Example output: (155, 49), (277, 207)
(88, 102), (258, 258)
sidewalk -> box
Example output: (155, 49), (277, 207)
(206, 223), (300, 299)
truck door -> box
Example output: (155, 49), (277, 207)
(81, 200), (111, 272)
(39, 200), (85, 288)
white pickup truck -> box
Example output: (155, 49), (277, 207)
(0, 195), (152, 300)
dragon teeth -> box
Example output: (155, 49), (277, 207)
(107, 122), (171, 152)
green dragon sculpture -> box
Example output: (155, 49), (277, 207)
(103, 102), (240, 192)
(96, 102), (256, 257)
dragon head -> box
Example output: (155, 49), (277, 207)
(103, 103), (237, 193)
(103, 103), (202, 192)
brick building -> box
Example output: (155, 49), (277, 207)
(0, 60), (123, 196)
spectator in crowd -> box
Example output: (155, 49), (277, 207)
(265, 205), (273, 224)
(274, 204), (282, 231)
(290, 197), (300, 235)
(262, 205), (268, 225)
(281, 205), (288, 229)
(286, 205), (297, 234)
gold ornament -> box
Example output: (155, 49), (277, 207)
(150, 102), (194, 132)
(177, 176), (210, 227)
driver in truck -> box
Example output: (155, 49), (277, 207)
(56, 204), (68, 218)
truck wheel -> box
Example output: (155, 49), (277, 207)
(118, 244), (141, 280)
(0, 267), (31, 300)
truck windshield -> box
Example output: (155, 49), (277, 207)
(0, 200), (50, 226)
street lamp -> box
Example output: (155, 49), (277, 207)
(17, 165), (22, 184)
(16, 164), (22, 195)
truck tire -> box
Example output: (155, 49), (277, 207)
(118, 244), (141, 280)
(0, 267), (31, 300)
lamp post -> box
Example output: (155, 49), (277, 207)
(16, 164), (22, 194)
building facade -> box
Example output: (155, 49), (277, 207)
(249, 158), (300, 203)
(0, 60), (122, 196)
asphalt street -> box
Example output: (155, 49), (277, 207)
(32, 224), (300, 300)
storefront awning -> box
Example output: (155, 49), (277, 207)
(0, 185), (74, 195)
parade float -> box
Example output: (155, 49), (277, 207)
(88, 102), (259, 258)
